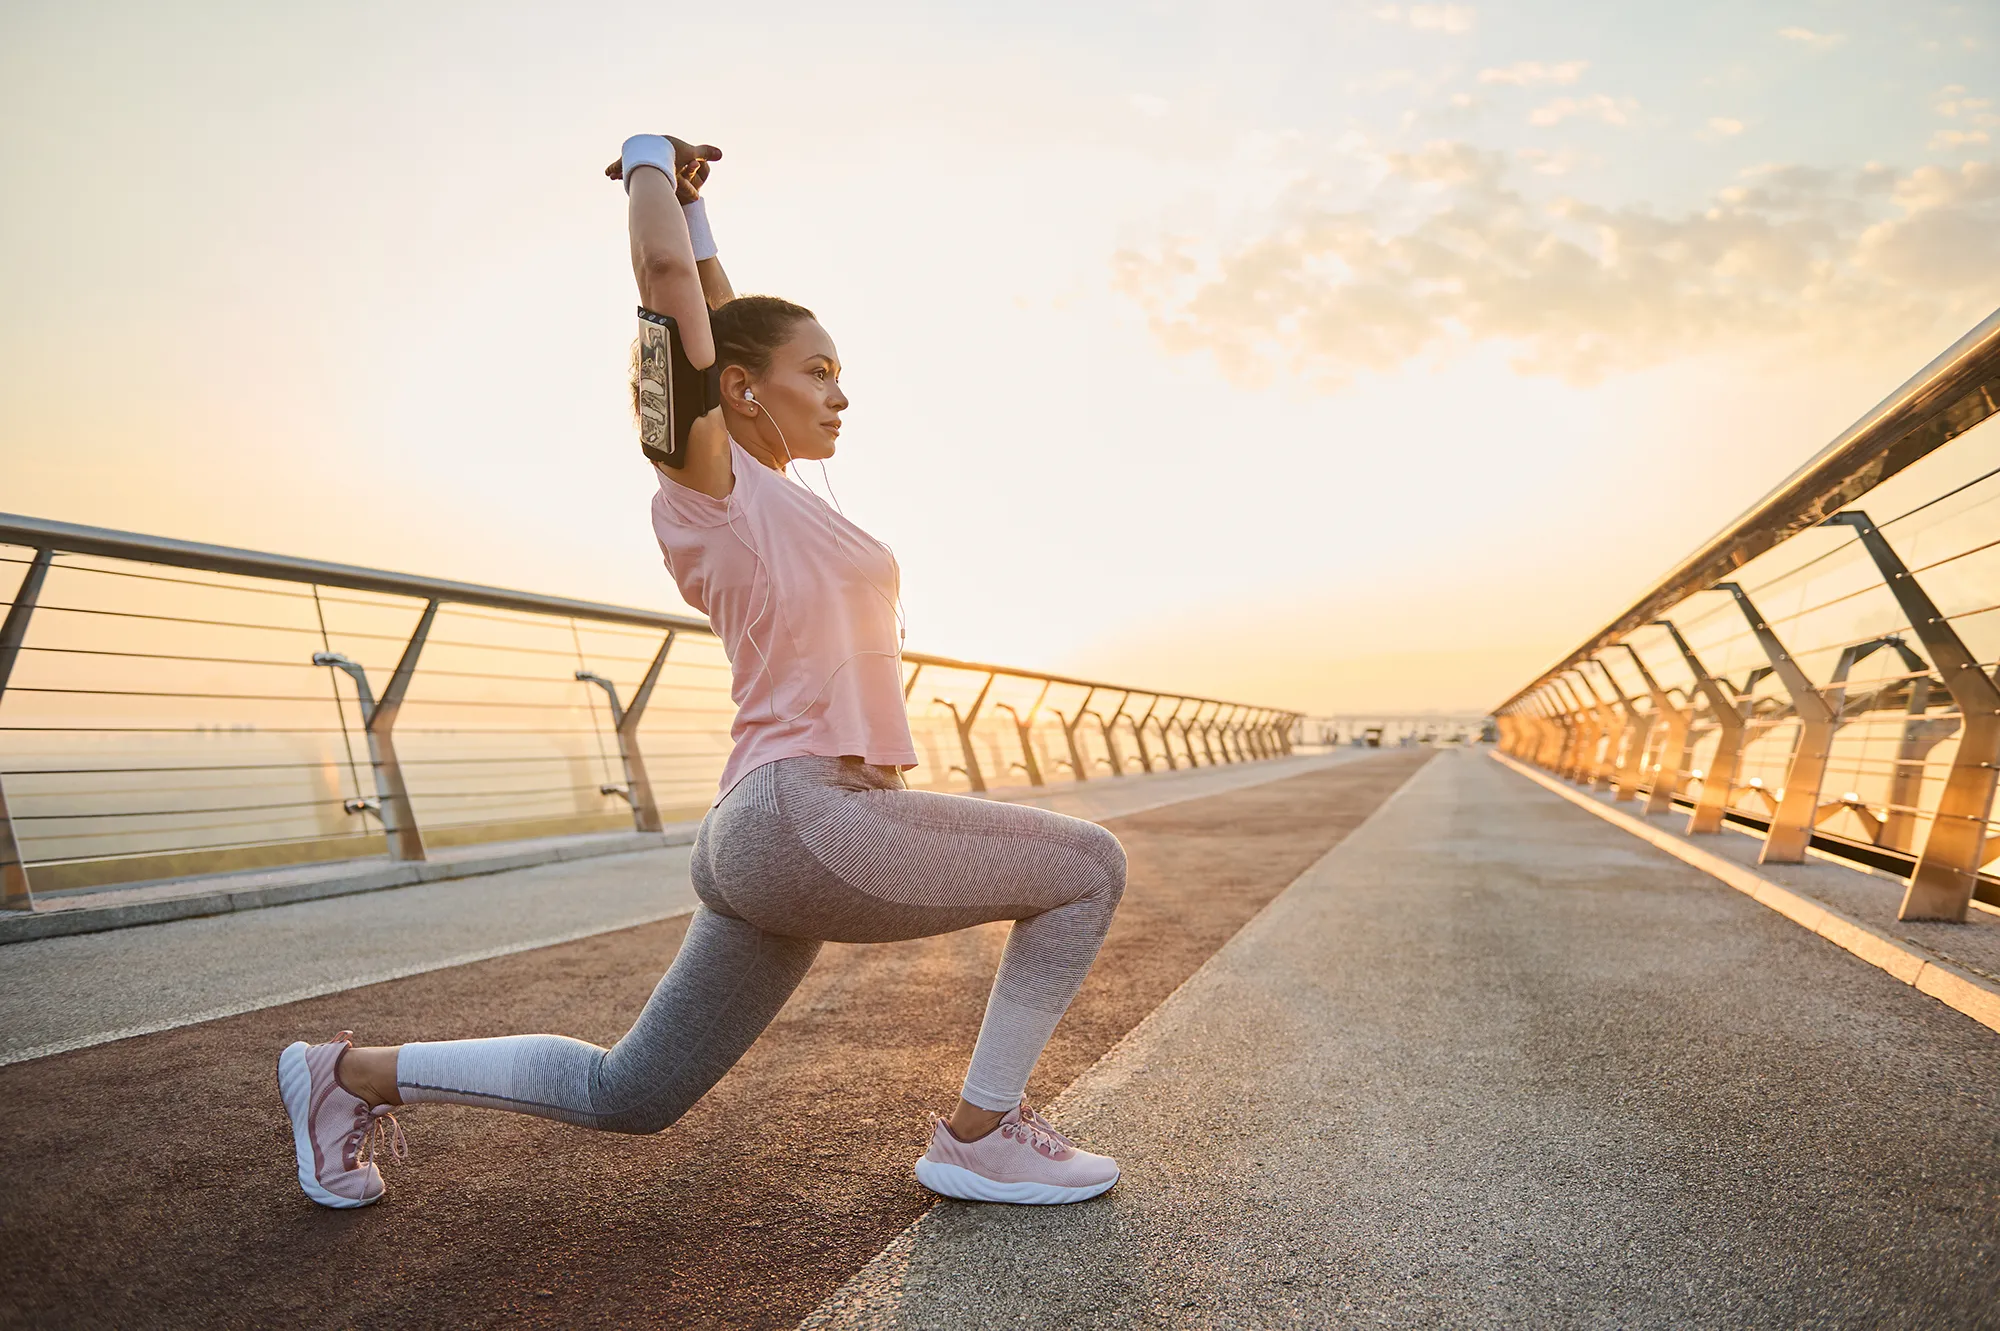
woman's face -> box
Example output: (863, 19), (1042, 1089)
(748, 319), (847, 462)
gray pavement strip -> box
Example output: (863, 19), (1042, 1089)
(0, 751), (1363, 1066)
(804, 748), (2000, 1329)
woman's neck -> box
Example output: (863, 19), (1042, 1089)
(727, 427), (788, 473)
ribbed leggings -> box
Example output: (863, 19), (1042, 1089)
(394, 755), (1127, 1132)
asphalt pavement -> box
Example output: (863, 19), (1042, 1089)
(807, 747), (2000, 1330)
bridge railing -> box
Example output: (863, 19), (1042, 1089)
(1495, 308), (2000, 924)
(0, 515), (1300, 906)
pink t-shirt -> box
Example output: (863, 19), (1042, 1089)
(650, 437), (917, 800)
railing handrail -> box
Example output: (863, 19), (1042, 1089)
(0, 511), (1293, 716)
(1496, 305), (2000, 712)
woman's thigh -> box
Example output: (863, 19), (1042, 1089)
(701, 757), (1125, 944)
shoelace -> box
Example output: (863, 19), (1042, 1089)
(1018, 1104), (1077, 1151)
(999, 1114), (1067, 1158)
(350, 1105), (409, 1168)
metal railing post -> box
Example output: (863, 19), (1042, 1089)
(1054, 686), (1097, 782)
(1658, 620), (1746, 835)
(1194, 701), (1221, 766)
(1879, 641), (1959, 853)
(1129, 696), (1160, 772)
(1592, 660), (1651, 800)
(576, 629), (675, 833)
(313, 598), (437, 862)
(1579, 662), (1623, 790)
(1551, 677), (1589, 781)
(1576, 667), (1608, 783)
(934, 671), (997, 792)
(1154, 699), (1184, 770)
(0, 548), (54, 909)
(993, 679), (1051, 788)
(1550, 680), (1585, 778)
(1179, 701), (1206, 766)
(1222, 705), (1248, 763)
(1618, 643), (1691, 816)
(1092, 691), (1130, 777)
(1824, 512), (2000, 921)
(1716, 582), (1836, 865)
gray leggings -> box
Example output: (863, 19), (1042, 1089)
(395, 755), (1127, 1131)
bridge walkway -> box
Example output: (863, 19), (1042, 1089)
(0, 749), (1427, 1329)
(812, 748), (2000, 1329)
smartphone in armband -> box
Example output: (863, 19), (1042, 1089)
(636, 308), (722, 470)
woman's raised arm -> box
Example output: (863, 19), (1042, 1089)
(614, 134), (734, 495)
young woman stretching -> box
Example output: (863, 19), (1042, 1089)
(278, 133), (1126, 1210)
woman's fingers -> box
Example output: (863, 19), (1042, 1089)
(605, 157), (625, 180)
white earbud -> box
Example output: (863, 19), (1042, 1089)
(742, 389), (758, 407)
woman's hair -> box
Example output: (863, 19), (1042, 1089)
(630, 295), (816, 422)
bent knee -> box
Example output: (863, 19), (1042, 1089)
(1077, 823), (1127, 903)
(598, 1099), (687, 1136)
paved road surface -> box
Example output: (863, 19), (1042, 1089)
(810, 749), (2000, 1329)
(0, 751), (1428, 1330)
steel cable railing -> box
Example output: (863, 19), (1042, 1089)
(0, 518), (1303, 907)
(1494, 307), (2000, 925)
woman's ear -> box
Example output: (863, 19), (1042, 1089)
(719, 364), (757, 416)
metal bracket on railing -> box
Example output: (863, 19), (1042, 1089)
(312, 597), (436, 862)
(934, 671), (996, 792)
(1056, 687), (1097, 782)
(1088, 691), (1131, 777)
(1617, 642), (1691, 816)
(1713, 582), (1835, 866)
(0, 548), (53, 910)
(577, 629), (674, 833)
(1656, 619), (1746, 835)
(1588, 658), (1651, 802)
(1823, 511), (2000, 920)
(993, 679), (1051, 788)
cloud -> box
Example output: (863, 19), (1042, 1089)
(1128, 93), (1171, 118)
(1528, 94), (1637, 127)
(1114, 148), (2000, 387)
(1478, 60), (1587, 86)
(1707, 116), (1745, 136)
(1373, 4), (1477, 34)
(1933, 129), (1992, 149)
(1778, 26), (1846, 50)
(1516, 147), (1589, 175)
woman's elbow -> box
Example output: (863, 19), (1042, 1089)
(637, 247), (692, 284)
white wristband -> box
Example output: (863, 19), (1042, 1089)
(619, 134), (674, 195)
(682, 197), (718, 261)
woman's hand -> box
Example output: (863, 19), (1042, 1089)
(606, 136), (722, 204)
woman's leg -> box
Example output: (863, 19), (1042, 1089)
(383, 903), (819, 1133)
(706, 758), (1127, 1131)
(337, 814), (819, 1134)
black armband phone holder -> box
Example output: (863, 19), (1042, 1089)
(636, 307), (722, 470)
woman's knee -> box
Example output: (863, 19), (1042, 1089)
(1078, 823), (1127, 904)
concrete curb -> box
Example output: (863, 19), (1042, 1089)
(0, 827), (699, 946)
(1491, 750), (2000, 1036)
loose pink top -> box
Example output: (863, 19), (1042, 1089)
(650, 438), (917, 800)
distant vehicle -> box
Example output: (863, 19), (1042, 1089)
(1362, 725), (1384, 748)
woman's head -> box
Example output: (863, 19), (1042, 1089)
(712, 295), (846, 464)
(629, 295), (846, 466)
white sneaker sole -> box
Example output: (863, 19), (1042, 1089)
(277, 1041), (379, 1210)
(913, 1158), (1119, 1205)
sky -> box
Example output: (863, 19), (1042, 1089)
(3, 0), (1997, 714)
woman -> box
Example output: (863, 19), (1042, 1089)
(278, 133), (1127, 1211)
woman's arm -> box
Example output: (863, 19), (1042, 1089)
(620, 136), (733, 497)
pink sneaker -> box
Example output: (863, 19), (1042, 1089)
(277, 1031), (407, 1209)
(914, 1103), (1119, 1204)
